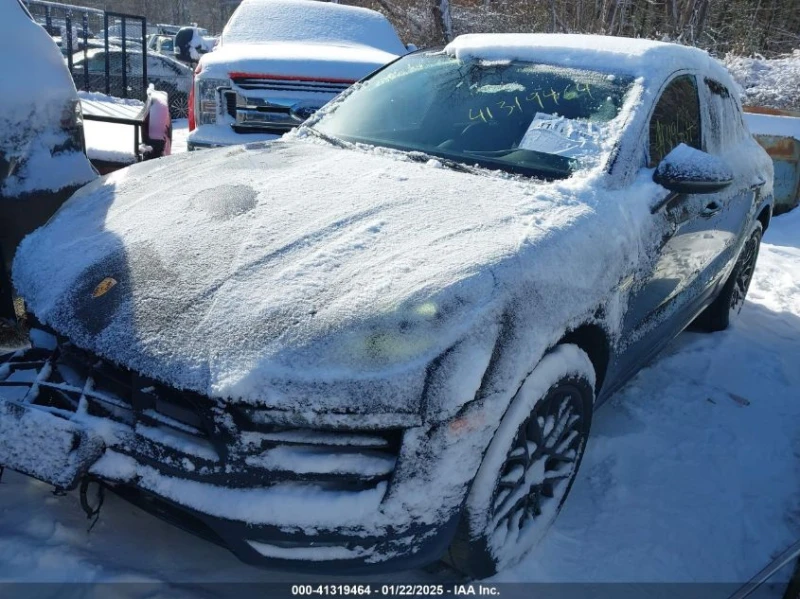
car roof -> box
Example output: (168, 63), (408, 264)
(445, 33), (735, 87)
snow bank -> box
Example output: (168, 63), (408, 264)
(220, 0), (406, 55)
(726, 51), (800, 112)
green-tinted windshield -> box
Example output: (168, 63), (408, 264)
(314, 52), (634, 178)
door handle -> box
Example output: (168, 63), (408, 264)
(701, 201), (722, 218)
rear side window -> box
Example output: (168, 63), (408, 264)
(704, 77), (748, 153)
(648, 75), (701, 167)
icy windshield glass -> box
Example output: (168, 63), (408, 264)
(314, 52), (635, 178)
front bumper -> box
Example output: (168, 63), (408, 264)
(107, 481), (460, 574)
(187, 125), (281, 151)
(0, 339), (473, 573)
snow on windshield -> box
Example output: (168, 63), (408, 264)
(315, 54), (634, 176)
(221, 0), (406, 55)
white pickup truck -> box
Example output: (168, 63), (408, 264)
(187, 0), (409, 150)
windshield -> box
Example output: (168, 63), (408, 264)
(314, 52), (635, 178)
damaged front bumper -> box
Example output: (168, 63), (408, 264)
(0, 340), (464, 573)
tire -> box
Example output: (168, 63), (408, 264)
(169, 92), (189, 120)
(694, 222), (762, 332)
(447, 344), (595, 578)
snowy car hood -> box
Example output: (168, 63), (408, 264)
(14, 138), (655, 412)
(199, 42), (399, 82)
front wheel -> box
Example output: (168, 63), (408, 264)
(447, 344), (595, 578)
(694, 222), (763, 332)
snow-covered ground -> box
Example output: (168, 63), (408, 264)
(1, 207), (797, 587)
(726, 50), (800, 112)
(502, 210), (800, 583)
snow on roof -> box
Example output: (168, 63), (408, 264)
(221, 0), (406, 55)
(445, 34), (734, 84)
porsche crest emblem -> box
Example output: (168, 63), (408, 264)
(92, 277), (118, 298)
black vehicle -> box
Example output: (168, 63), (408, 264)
(71, 48), (193, 119)
(0, 35), (774, 577)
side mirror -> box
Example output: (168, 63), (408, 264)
(653, 144), (734, 194)
(406, 43), (418, 53)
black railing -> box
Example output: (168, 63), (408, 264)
(24, 1), (148, 101)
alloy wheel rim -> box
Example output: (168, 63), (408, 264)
(171, 95), (189, 119)
(490, 385), (585, 534)
(731, 233), (759, 313)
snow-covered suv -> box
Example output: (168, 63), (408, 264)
(187, 0), (408, 150)
(1, 35), (774, 577)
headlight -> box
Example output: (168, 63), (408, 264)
(341, 301), (442, 367)
(195, 77), (229, 126)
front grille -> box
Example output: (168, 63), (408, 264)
(224, 90), (237, 119)
(1, 342), (403, 491)
(222, 76), (352, 134)
(233, 424), (401, 487)
(230, 76), (352, 95)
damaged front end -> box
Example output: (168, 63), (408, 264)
(0, 333), (463, 573)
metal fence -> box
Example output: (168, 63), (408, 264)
(23, 0), (148, 101)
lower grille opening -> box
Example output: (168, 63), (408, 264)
(3, 342), (405, 492)
(109, 484), (228, 548)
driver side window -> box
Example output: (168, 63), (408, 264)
(648, 75), (701, 167)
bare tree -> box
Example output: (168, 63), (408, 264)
(84, 0), (800, 57)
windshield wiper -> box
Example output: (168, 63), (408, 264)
(303, 126), (349, 149)
(405, 150), (478, 174)
(303, 130), (481, 176)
